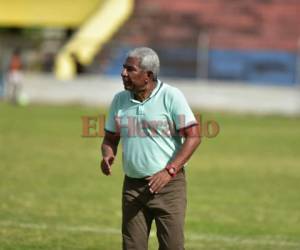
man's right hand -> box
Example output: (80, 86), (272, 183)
(101, 156), (115, 175)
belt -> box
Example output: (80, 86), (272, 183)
(125, 167), (185, 181)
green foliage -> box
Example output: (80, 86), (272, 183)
(0, 103), (299, 249)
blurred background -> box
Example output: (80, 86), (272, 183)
(1, 1), (300, 250)
(0, 0), (299, 114)
(1, 0), (300, 82)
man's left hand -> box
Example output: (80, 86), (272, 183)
(146, 169), (172, 194)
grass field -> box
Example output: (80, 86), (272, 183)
(0, 102), (300, 250)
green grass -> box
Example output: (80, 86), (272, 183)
(0, 102), (300, 249)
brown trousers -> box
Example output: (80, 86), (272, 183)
(122, 170), (186, 250)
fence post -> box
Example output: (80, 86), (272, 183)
(196, 33), (209, 80)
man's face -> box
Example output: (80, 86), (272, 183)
(121, 57), (148, 93)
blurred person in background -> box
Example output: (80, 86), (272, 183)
(101, 47), (201, 250)
(7, 48), (23, 104)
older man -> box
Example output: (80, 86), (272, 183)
(101, 47), (200, 250)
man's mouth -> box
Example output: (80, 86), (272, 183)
(122, 78), (132, 89)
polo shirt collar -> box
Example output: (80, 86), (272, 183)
(130, 79), (163, 104)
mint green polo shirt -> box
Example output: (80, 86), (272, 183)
(105, 80), (197, 178)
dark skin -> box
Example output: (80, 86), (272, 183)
(121, 57), (157, 102)
(101, 56), (201, 193)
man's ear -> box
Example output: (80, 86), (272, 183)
(147, 71), (154, 80)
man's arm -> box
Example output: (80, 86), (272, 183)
(101, 131), (120, 175)
(147, 124), (201, 193)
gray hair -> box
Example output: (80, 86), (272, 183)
(127, 47), (160, 80)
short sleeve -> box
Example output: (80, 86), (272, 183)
(105, 94), (119, 133)
(169, 88), (197, 130)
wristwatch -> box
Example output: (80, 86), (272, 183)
(165, 164), (177, 177)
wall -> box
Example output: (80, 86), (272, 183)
(101, 0), (300, 85)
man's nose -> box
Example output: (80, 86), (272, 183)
(121, 68), (127, 77)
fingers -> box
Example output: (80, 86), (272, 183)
(108, 156), (114, 165)
(147, 170), (171, 194)
(101, 156), (114, 175)
(101, 160), (111, 175)
(148, 178), (163, 194)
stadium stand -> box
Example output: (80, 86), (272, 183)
(99, 0), (300, 85)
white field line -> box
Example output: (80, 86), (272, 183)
(0, 220), (299, 247)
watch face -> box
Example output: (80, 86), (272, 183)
(169, 168), (175, 174)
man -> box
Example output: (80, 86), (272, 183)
(7, 49), (23, 104)
(101, 47), (200, 250)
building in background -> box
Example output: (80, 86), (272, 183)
(0, 0), (133, 80)
(100, 0), (300, 86)
(0, 0), (300, 85)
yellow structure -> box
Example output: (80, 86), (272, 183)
(0, 0), (134, 80)
(0, 0), (102, 27)
(55, 0), (134, 80)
